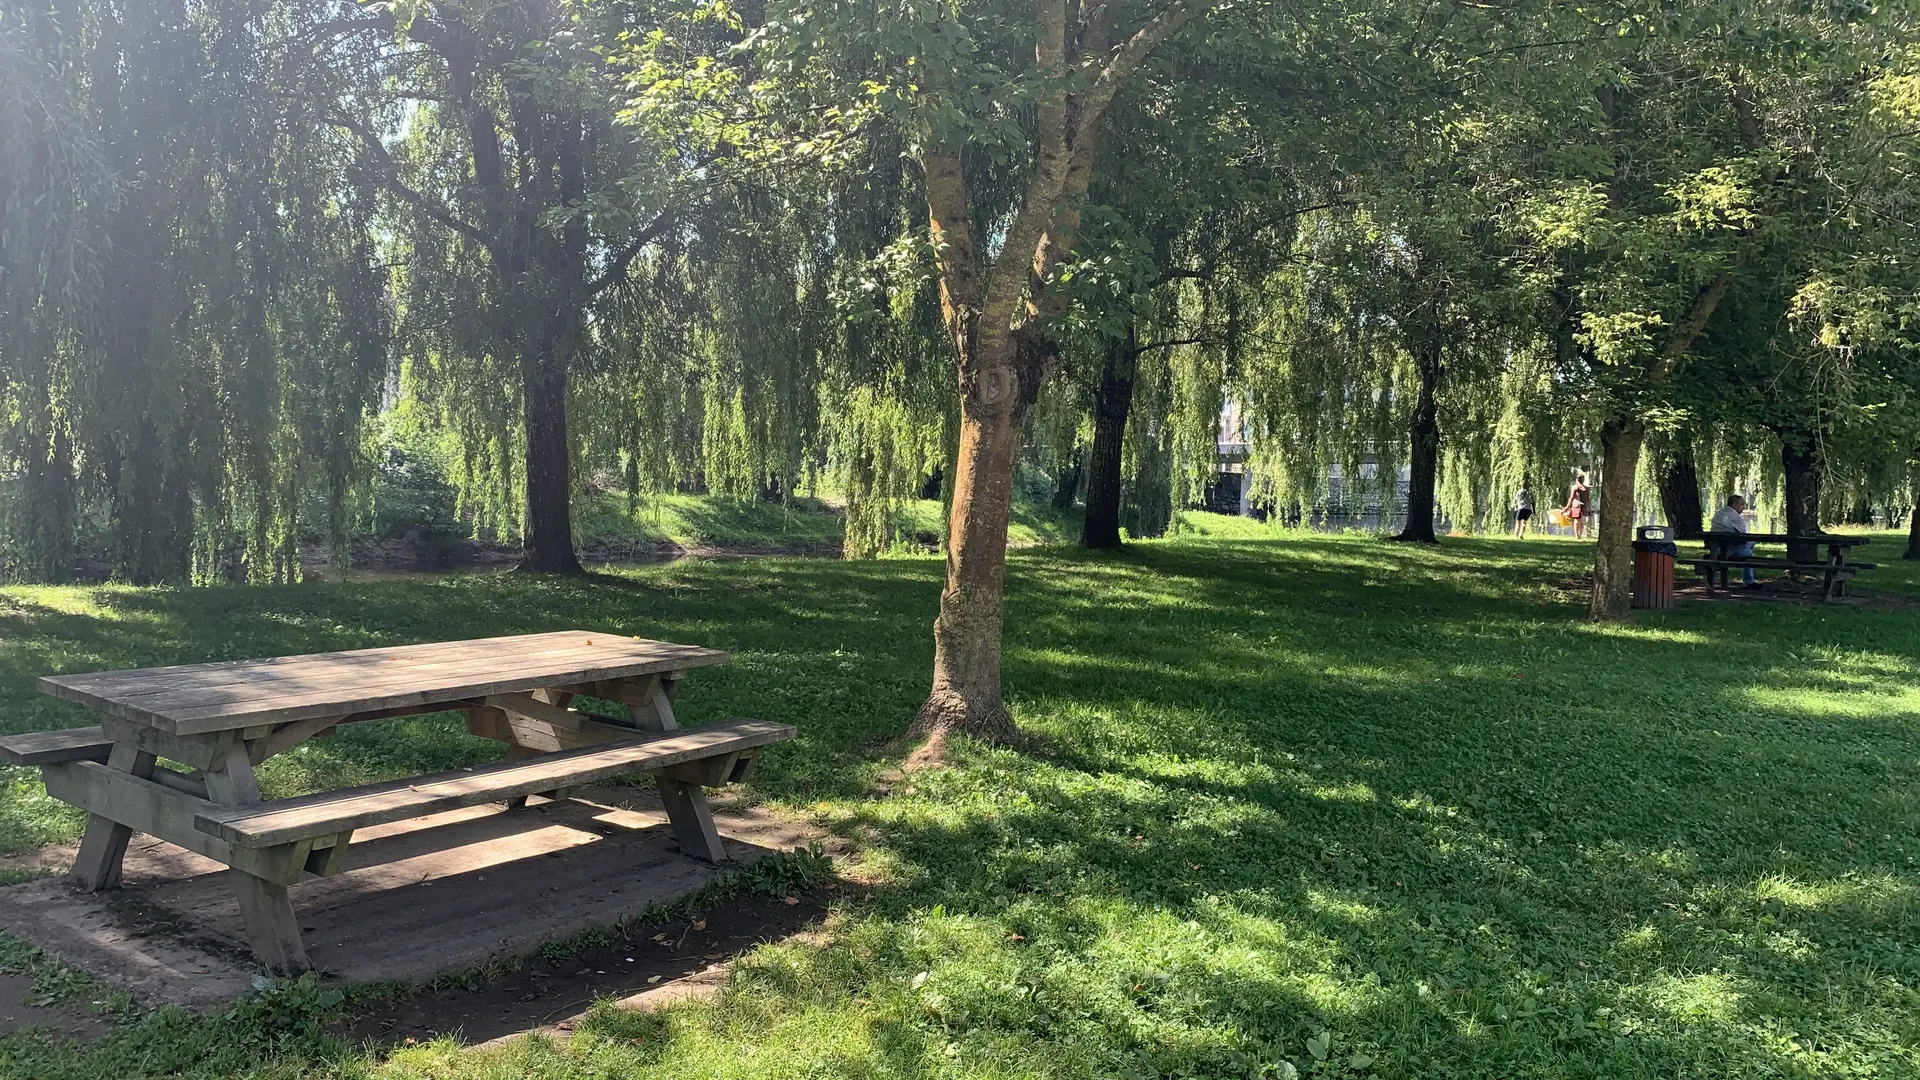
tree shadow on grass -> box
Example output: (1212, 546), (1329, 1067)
(822, 652), (1920, 1076)
(3, 539), (1918, 1075)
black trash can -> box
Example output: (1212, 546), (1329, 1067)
(1632, 525), (1678, 609)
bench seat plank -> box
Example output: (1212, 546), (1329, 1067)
(0, 727), (112, 766)
(196, 718), (794, 848)
(1687, 558), (1855, 571)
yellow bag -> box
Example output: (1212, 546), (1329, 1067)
(1548, 508), (1573, 528)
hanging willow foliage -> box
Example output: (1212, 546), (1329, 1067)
(0, 2), (115, 582)
(0, 0), (389, 585)
(1236, 218), (1409, 522)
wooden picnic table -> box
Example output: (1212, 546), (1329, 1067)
(0, 631), (795, 973)
(1690, 532), (1875, 600)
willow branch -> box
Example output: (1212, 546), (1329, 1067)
(587, 209), (678, 296)
(329, 113), (502, 260)
(1648, 273), (1730, 382)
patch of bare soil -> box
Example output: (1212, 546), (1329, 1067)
(0, 971), (116, 1043)
(335, 886), (833, 1049)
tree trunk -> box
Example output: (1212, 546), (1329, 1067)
(1781, 439), (1822, 564)
(1589, 415), (1643, 620)
(1082, 334), (1136, 550)
(1392, 343), (1441, 544)
(520, 338), (583, 574)
(1654, 440), (1703, 536)
(1051, 455), (1080, 511)
(909, 330), (1035, 745)
(1906, 504), (1920, 560)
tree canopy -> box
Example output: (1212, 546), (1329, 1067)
(1, 0), (1917, 736)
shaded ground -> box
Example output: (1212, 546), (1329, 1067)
(0, 790), (824, 1009)
(2, 529), (1918, 1078)
(0, 971), (115, 1044)
(337, 886), (834, 1048)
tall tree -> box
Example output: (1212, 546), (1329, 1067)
(3, 0), (391, 584)
(327, 0), (681, 573)
(641, 0), (1213, 739)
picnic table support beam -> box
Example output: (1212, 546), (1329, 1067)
(205, 742), (311, 975)
(656, 776), (727, 862)
(71, 742), (156, 891)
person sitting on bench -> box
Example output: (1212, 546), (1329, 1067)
(1709, 494), (1758, 586)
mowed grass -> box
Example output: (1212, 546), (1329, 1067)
(569, 491), (1079, 553)
(2, 529), (1919, 1078)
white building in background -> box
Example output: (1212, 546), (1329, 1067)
(1210, 401), (1587, 534)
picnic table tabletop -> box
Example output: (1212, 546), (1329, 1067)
(39, 630), (730, 735)
(1700, 532), (1872, 546)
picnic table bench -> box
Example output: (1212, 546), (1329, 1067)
(1683, 531), (1875, 601)
(0, 631), (794, 973)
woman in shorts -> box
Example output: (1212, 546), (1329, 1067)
(1513, 479), (1535, 538)
(1562, 470), (1592, 539)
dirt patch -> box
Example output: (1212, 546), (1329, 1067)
(0, 792), (826, 1011)
(337, 886), (834, 1048)
(0, 844), (75, 880)
(0, 971), (117, 1043)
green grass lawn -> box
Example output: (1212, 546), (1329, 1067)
(570, 492), (1080, 555)
(3, 530), (1919, 1077)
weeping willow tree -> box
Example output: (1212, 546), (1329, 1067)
(1238, 250), (1406, 526)
(327, 0), (708, 574)
(822, 235), (953, 559)
(0, 2), (114, 582)
(1, 0), (390, 585)
(1234, 201), (1540, 540)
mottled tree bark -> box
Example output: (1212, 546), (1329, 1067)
(520, 337), (584, 574)
(909, 324), (1040, 745)
(1082, 334), (1136, 550)
(1654, 440), (1703, 536)
(1781, 439), (1822, 564)
(1589, 415), (1644, 620)
(909, 0), (1201, 743)
(1392, 342), (1441, 544)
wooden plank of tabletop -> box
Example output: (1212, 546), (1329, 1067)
(62, 634), (639, 706)
(47, 630), (625, 697)
(1707, 533), (1871, 545)
(40, 632), (728, 735)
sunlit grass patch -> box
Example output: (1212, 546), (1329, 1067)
(3, 532), (1920, 1077)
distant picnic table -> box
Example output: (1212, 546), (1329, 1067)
(1685, 531), (1875, 601)
(0, 631), (795, 973)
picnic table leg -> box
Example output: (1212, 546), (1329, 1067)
(656, 777), (727, 862)
(627, 675), (681, 732)
(500, 688), (580, 808)
(71, 741), (156, 891)
(205, 743), (311, 974)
